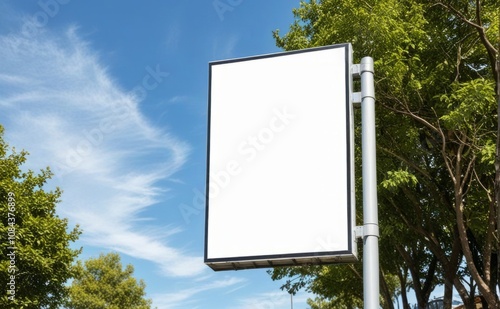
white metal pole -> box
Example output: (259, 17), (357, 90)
(360, 56), (379, 309)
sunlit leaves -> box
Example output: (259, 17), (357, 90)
(270, 0), (498, 306)
(440, 79), (496, 131)
(0, 125), (81, 308)
(381, 170), (419, 192)
(66, 253), (152, 309)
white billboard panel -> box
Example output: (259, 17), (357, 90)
(205, 44), (356, 271)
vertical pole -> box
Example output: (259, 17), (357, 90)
(360, 56), (379, 309)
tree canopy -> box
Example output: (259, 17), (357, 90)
(66, 252), (153, 309)
(270, 0), (499, 308)
(0, 125), (82, 308)
(0, 126), (153, 308)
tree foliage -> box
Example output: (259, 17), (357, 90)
(0, 125), (81, 308)
(66, 252), (153, 309)
(270, 0), (499, 308)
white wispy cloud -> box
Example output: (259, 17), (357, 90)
(212, 34), (239, 60)
(230, 290), (312, 309)
(165, 21), (181, 51)
(232, 291), (290, 309)
(0, 22), (204, 277)
(152, 276), (246, 309)
(168, 95), (189, 104)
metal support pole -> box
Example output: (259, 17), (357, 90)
(360, 57), (379, 309)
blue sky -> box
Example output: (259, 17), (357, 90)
(0, 1), (318, 308)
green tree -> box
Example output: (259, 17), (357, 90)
(66, 252), (153, 309)
(0, 125), (82, 308)
(270, 0), (499, 308)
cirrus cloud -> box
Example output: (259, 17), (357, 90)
(0, 23), (204, 278)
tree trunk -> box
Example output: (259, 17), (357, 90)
(395, 245), (426, 308)
(464, 277), (476, 309)
(380, 270), (395, 309)
(456, 189), (498, 307)
(443, 277), (453, 309)
(397, 269), (411, 309)
(435, 1), (500, 302)
(448, 231), (470, 307)
(492, 37), (500, 309)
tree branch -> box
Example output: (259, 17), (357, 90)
(434, 1), (482, 31)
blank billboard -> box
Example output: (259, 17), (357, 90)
(205, 44), (356, 271)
